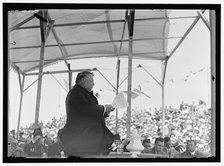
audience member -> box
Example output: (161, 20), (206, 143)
(141, 139), (151, 153)
(163, 136), (180, 158)
(23, 128), (47, 157)
(145, 137), (166, 155)
(181, 140), (206, 158)
(47, 136), (64, 158)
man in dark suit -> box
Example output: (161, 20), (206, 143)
(58, 71), (115, 158)
(181, 140), (206, 158)
(144, 137), (167, 156)
(163, 136), (180, 158)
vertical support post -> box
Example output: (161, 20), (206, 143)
(16, 71), (25, 139)
(115, 11), (127, 133)
(161, 59), (168, 138)
(126, 10), (135, 139)
(162, 84), (165, 138)
(34, 42), (45, 127)
(115, 59), (120, 133)
(209, 10), (216, 157)
(68, 64), (72, 90)
(34, 10), (47, 127)
(161, 61), (165, 138)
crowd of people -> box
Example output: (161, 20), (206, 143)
(8, 71), (211, 158)
(106, 100), (211, 154)
(8, 100), (211, 158)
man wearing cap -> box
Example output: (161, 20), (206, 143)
(58, 71), (115, 157)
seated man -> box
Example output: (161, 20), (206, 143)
(180, 140), (207, 158)
(145, 137), (166, 156)
(141, 138), (151, 153)
(163, 136), (180, 158)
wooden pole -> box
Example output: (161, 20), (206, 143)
(34, 10), (47, 127)
(161, 62), (165, 138)
(34, 42), (45, 127)
(209, 10), (216, 157)
(68, 64), (72, 90)
(115, 11), (127, 133)
(126, 10), (135, 139)
(115, 59), (120, 133)
(16, 72), (25, 139)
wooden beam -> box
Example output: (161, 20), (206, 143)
(16, 73), (25, 140)
(10, 37), (181, 50)
(25, 68), (95, 76)
(197, 11), (210, 30)
(10, 14), (36, 32)
(168, 11), (205, 60)
(140, 65), (162, 87)
(34, 10), (47, 127)
(126, 10), (135, 139)
(209, 10), (216, 157)
(13, 51), (168, 64)
(12, 15), (197, 31)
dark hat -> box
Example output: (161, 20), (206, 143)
(113, 134), (121, 141)
(33, 128), (43, 137)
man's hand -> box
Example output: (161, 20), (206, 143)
(105, 104), (115, 114)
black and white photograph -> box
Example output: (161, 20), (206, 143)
(2, 1), (222, 165)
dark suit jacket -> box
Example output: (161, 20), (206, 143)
(58, 85), (114, 157)
(180, 150), (206, 158)
(143, 147), (166, 155)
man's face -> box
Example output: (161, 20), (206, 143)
(144, 142), (151, 150)
(81, 74), (94, 91)
(165, 140), (172, 149)
(187, 141), (196, 152)
(155, 141), (164, 153)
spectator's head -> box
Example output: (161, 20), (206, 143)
(113, 134), (121, 146)
(164, 136), (172, 149)
(10, 130), (15, 137)
(19, 132), (24, 138)
(154, 137), (164, 153)
(142, 139), (151, 150)
(186, 140), (197, 152)
(33, 128), (43, 143)
(33, 128), (43, 138)
(76, 71), (94, 91)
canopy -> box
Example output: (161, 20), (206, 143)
(9, 9), (170, 73)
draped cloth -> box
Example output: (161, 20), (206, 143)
(58, 85), (114, 157)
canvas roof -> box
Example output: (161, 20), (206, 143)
(9, 9), (200, 74)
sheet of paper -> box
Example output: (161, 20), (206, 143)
(111, 92), (129, 109)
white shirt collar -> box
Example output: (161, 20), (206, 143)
(190, 150), (196, 156)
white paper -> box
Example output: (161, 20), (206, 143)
(111, 93), (129, 109)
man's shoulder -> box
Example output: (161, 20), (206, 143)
(147, 147), (156, 154)
(180, 151), (191, 157)
(195, 150), (206, 157)
(67, 85), (85, 97)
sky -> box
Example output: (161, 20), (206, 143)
(8, 9), (212, 130)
